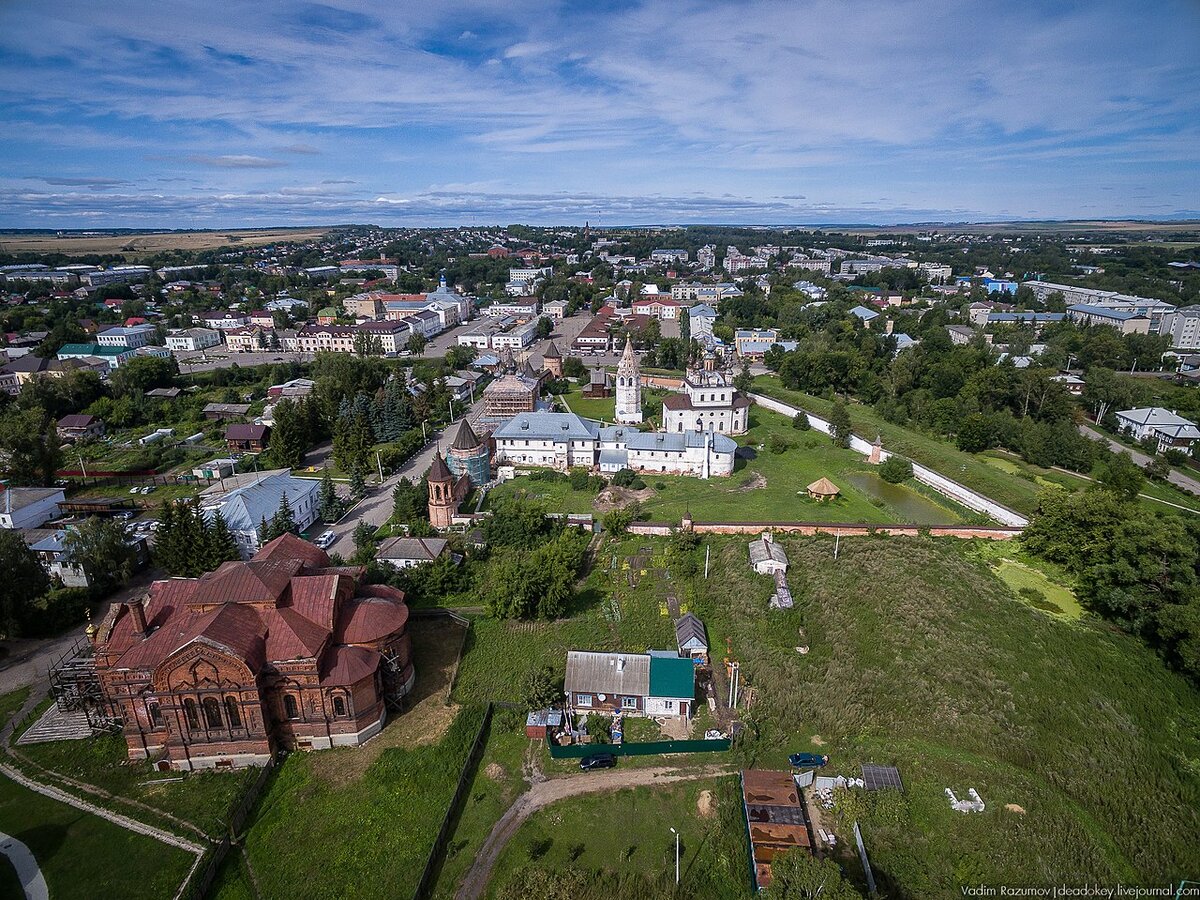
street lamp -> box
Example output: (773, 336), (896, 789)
(669, 827), (679, 886)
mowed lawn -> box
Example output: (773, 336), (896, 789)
(486, 777), (752, 899)
(688, 535), (1200, 894)
(0, 774), (195, 900)
(485, 406), (966, 525)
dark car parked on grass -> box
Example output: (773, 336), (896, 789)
(788, 752), (829, 768)
(579, 752), (617, 771)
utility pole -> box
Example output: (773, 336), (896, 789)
(376, 450), (384, 483)
(669, 827), (679, 886)
(704, 544), (710, 578)
(1130, 357), (1137, 374)
(834, 529), (840, 560)
(78, 454), (88, 479)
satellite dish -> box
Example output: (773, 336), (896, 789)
(598, 694), (607, 702)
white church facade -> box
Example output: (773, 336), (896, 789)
(662, 369), (750, 435)
(615, 337), (643, 425)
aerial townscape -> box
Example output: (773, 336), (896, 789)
(1, 4), (1199, 900)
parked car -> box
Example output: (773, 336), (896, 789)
(141, 485), (155, 494)
(788, 752), (829, 769)
(129, 487), (141, 494)
(314, 530), (337, 549)
(579, 752), (616, 771)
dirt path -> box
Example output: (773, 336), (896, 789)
(455, 762), (735, 900)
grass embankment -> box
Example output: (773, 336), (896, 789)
(754, 376), (1045, 515)
(484, 406), (966, 525)
(16, 731), (255, 838)
(755, 375), (1200, 519)
(228, 705), (485, 899)
(0, 773), (195, 900)
(486, 776), (752, 899)
(691, 535), (1200, 893)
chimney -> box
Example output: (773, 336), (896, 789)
(885, 319), (895, 335)
(128, 598), (148, 637)
(616, 656), (625, 672)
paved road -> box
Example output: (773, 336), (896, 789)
(324, 396), (485, 560)
(0, 830), (49, 900)
(455, 762), (735, 900)
(0, 570), (163, 694)
(1079, 423), (1200, 497)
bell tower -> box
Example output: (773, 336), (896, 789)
(427, 452), (456, 529)
(615, 336), (643, 425)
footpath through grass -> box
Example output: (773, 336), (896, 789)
(691, 534), (1200, 893)
(16, 730), (255, 839)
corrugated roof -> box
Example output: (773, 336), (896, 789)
(649, 655), (694, 700)
(202, 471), (318, 533)
(564, 650), (649, 697)
(377, 536), (448, 562)
(493, 411), (600, 442)
(675, 613), (707, 650)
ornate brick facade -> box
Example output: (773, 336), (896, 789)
(92, 534), (415, 771)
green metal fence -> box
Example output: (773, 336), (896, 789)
(548, 738), (730, 758)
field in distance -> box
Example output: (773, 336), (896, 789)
(0, 227), (331, 257)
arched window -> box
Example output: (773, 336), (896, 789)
(183, 698), (199, 729)
(332, 696), (347, 717)
(284, 694), (300, 720)
(225, 697), (241, 729)
(203, 697), (222, 728)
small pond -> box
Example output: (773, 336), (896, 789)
(843, 472), (958, 525)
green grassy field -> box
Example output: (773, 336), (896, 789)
(16, 731), (256, 838)
(755, 376), (1200, 519)
(485, 406), (967, 525)
(231, 705), (485, 899)
(688, 534), (1200, 894)
(486, 776), (752, 899)
(0, 773), (195, 900)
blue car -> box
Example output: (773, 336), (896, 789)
(788, 752), (829, 768)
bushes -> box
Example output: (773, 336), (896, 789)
(610, 468), (645, 490)
(792, 412), (810, 430)
(568, 468), (604, 492)
(878, 455), (914, 483)
(25, 587), (90, 638)
(767, 433), (791, 454)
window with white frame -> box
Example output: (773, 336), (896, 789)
(621, 696), (637, 710)
(576, 694), (592, 707)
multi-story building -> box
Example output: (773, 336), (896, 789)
(724, 248), (770, 274)
(166, 328), (222, 352)
(789, 255), (832, 274)
(1024, 281), (1176, 331)
(918, 262), (953, 282)
(651, 249), (689, 264)
(697, 245), (716, 270)
(82, 266), (152, 287)
(353, 320), (409, 354)
(1114, 408), (1200, 453)
(97, 324), (156, 349)
(224, 326), (275, 352)
(88, 533), (414, 770)
(296, 323), (357, 353)
(1157, 305), (1200, 351)
(661, 368), (750, 435)
(631, 297), (681, 319)
(481, 299), (540, 320)
(686, 304), (718, 342)
(1066, 304), (1150, 335)
(201, 311), (251, 330)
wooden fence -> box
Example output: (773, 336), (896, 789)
(410, 703), (494, 900)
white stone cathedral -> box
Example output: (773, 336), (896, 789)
(615, 336), (643, 425)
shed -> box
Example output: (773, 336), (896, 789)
(805, 477), (840, 501)
(674, 613), (708, 661)
(647, 654), (695, 718)
(525, 709), (564, 740)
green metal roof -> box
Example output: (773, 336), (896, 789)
(57, 343), (130, 357)
(648, 655), (694, 700)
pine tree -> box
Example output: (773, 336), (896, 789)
(270, 492), (298, 538)
(349, 467), (367, 499)
(154, 500), (182, 573)
(318, 470), (342, 522)
(206, 511), (241, 568)
(259, 514), (274, 546)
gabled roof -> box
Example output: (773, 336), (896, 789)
(377, 536), (449, 562)
(254, 532), (331, 567)
(188, 559), (305, 608)
(226, 423), (269, 441)
(675, 613), (707, 651)
(565, 650), (650, 697)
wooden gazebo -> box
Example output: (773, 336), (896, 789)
(805, 477), (840, 501)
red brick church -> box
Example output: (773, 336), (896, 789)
(91, 533), (415, 771)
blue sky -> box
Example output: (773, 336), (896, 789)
(0, 0), (1198, 228)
